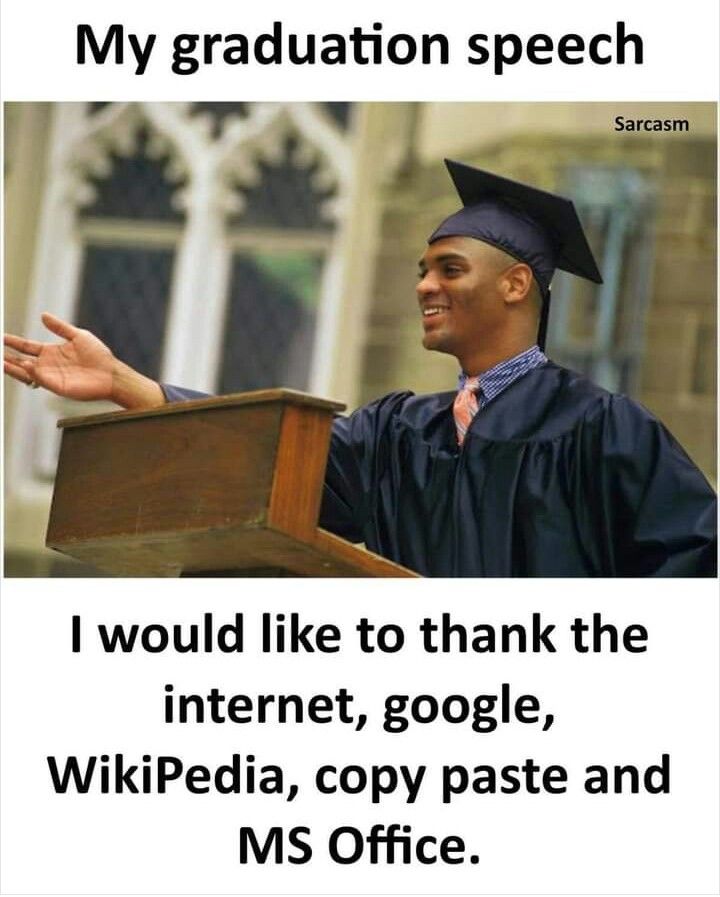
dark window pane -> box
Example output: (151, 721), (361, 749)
(219, 251), (321, 393)
(190, 102), (250, 137)
(324, 102), (353, 130)
(79, 129), (185, 222)
(75, 245), (174, 379)
(547, 167), (655, 395)
(230, 136), (335, 231)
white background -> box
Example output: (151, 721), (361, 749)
(1, 0), (719, 101)
(1, 582), (719, 894)
(1, 0), (719, 893)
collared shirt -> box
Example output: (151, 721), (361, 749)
(458, 344), (547, 409)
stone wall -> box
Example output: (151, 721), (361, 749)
(640, 141), (716, 479)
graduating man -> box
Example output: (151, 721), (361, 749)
(5, 161), (717, 576)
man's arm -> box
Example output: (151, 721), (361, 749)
(4, 313), (165, 410)
(319, 391), (413, 544)
(600, 396), (717, 576)
(160, 384), (210, 402)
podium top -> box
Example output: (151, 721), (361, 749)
(48, 385), (417, 576)
(57, 388), (347, 429)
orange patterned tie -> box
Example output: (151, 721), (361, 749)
(454, 375), (481, 445)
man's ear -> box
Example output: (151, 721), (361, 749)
(501, 262), (535, 305)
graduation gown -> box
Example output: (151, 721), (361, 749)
(163, 362), (716, 577)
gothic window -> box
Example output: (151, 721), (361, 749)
(75, 245), (174, 380)
(79, 129), (184, 222)
(229, 136), (335, 231)
(220, 134), (337, 392)
(11, 101), (356, 490)
(219, 251), (322, 393)
(73, 128), (185, 381)
(546, 167), (656, 395)
(189, 102), (251, 137)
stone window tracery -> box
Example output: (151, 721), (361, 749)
(11, 101), (355, 489)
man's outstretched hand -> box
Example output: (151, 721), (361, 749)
(4, 313), (165, 410)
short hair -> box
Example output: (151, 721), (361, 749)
(483, 243), (542, 319)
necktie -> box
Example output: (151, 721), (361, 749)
(454, 375), (481, 445)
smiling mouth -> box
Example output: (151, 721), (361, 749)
(422, 306), (448, 317)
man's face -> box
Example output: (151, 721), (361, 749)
(417, 236), (510, 359)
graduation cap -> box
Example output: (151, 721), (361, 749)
(429, 159), (603, 349)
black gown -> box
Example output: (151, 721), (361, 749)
(163, 363), (717, 577)
(318, 363), (716, 577)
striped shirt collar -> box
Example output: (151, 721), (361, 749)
(458, 345), (547, 407)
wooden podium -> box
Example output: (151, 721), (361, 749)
(46, 390), (417, 577)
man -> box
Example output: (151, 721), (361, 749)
(5, 161), (717, 576)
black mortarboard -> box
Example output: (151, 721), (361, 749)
(429, 159), (603, 348)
